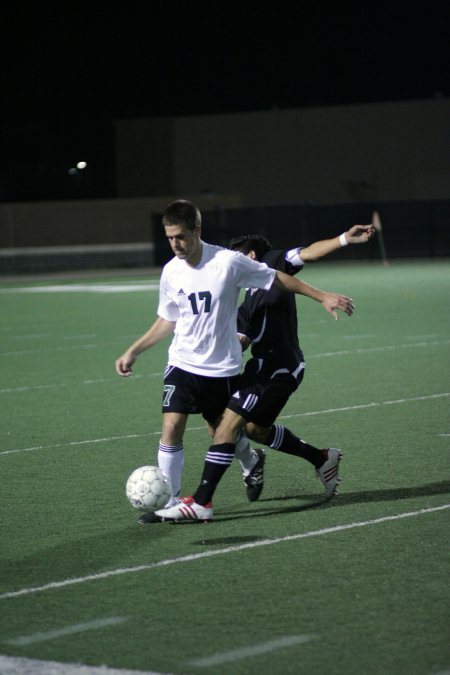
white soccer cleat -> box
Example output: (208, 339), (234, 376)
(316, 448), (342, 500)
(155, 496), (213, 522)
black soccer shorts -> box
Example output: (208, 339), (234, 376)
(227, 356), (305, 427)
(162, 365), (241, 426)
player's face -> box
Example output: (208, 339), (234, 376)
(165, 223), (201, 265)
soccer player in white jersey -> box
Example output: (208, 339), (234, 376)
(116, 200), (355, 521)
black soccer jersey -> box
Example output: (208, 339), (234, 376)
(237, 249), (304, 370)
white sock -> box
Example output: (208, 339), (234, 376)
(158, 441), (184, 507)
(234, 433), (258, 477)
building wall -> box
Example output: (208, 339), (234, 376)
(115, 99), (450, 205)
(115, 118), (176, 198)
(0, 194), (242, 250)
(0, 193), (243, 274)
(2, 99), (449, 274)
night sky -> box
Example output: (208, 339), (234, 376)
(2, 1), (449, 202)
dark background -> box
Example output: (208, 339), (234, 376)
(2, 1), (449, 202)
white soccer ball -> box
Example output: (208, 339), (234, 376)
(126, 465), (172, 512)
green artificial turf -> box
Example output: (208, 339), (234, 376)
(0, 260), (449, 675)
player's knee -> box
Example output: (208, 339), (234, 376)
(245, 422), (270, 444)
(214, 414), (244, 444)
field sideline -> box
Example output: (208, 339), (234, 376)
(1, 260), (449, 675)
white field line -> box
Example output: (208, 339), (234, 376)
(1, 344), (97, 357)
(189, 634), (316, 666)
(0, 504), (449, 601)
(1, 392), (448, 457)
(0, 283), (160, 294)
(0, 332), (137, 342)
(279, 391), (450, 419)
(306, 338), (450, 359)
(1, 338), (449, 389)
(0, 372), (163, 394)
(5, 617), (128, 646)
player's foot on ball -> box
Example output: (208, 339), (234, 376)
(244, 448), (266, 502)
(316, 448), (342, 500)
(155, 496), (213, 522)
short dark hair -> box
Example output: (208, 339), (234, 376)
(162, 200), (201, 231)
(229, 234), (272, 261)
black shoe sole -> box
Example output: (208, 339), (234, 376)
(137, 511), (162, 524)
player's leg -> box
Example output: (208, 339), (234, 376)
(247, 420), (326, 467)
(205, 417), (260, 478)
(229, 358), (342, 500)
(206, 415), (263, 499)
(155, 367), (197, 507)
(226, 380), (267, 500)
(141, 367), (200, 524)
(240, 358), (315, 465)
(155, 375), (245, 520)
(237, 438), (266, 501)
(159, 411), (188, 506)
(157, 365), (228, 505)
(226, 361), (298, 501)
(137, 410), (188, 524)
(245, 422), (342, 500)
(234, 431), (264, 478)
(186, 407), (245, 505)
(192, 375), (252, 504)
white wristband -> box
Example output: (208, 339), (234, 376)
(339, 233), (348, 247)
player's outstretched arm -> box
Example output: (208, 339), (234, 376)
(115, 317), (175, 377)
(299, 224), (375, 262)
(273, 272), (354, 320)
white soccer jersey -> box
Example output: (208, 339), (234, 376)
(158, 241), (276, 376)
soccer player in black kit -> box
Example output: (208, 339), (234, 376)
(228, 233), (350, 501)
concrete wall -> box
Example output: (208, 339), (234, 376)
(0, 192), (243, 273)
(115, 99), (450, 206)
(0, 194), (242, 249)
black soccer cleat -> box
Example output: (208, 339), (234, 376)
(244, 448), (266, 502)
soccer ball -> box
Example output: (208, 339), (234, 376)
(125, 465), (172, 512)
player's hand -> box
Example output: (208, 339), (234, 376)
(115, 351), (136, 376)
(321, 293), (355, 320)
(345, 224), (375, 244)
(238, 334), (251, 351)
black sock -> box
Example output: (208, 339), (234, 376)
(267, 424), (325, 469)
(193, 443), (235, 505)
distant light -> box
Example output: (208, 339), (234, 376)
(77, 161), (87, 170)
(68, 167), (78, 175)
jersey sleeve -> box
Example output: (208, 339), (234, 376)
(157, 271), (180, 322)
(232, 250), (276, 289)
(285, 247), (306, 269)
(264, 248), (304, 276)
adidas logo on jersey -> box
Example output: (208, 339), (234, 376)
(177, 288), (186, 296)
